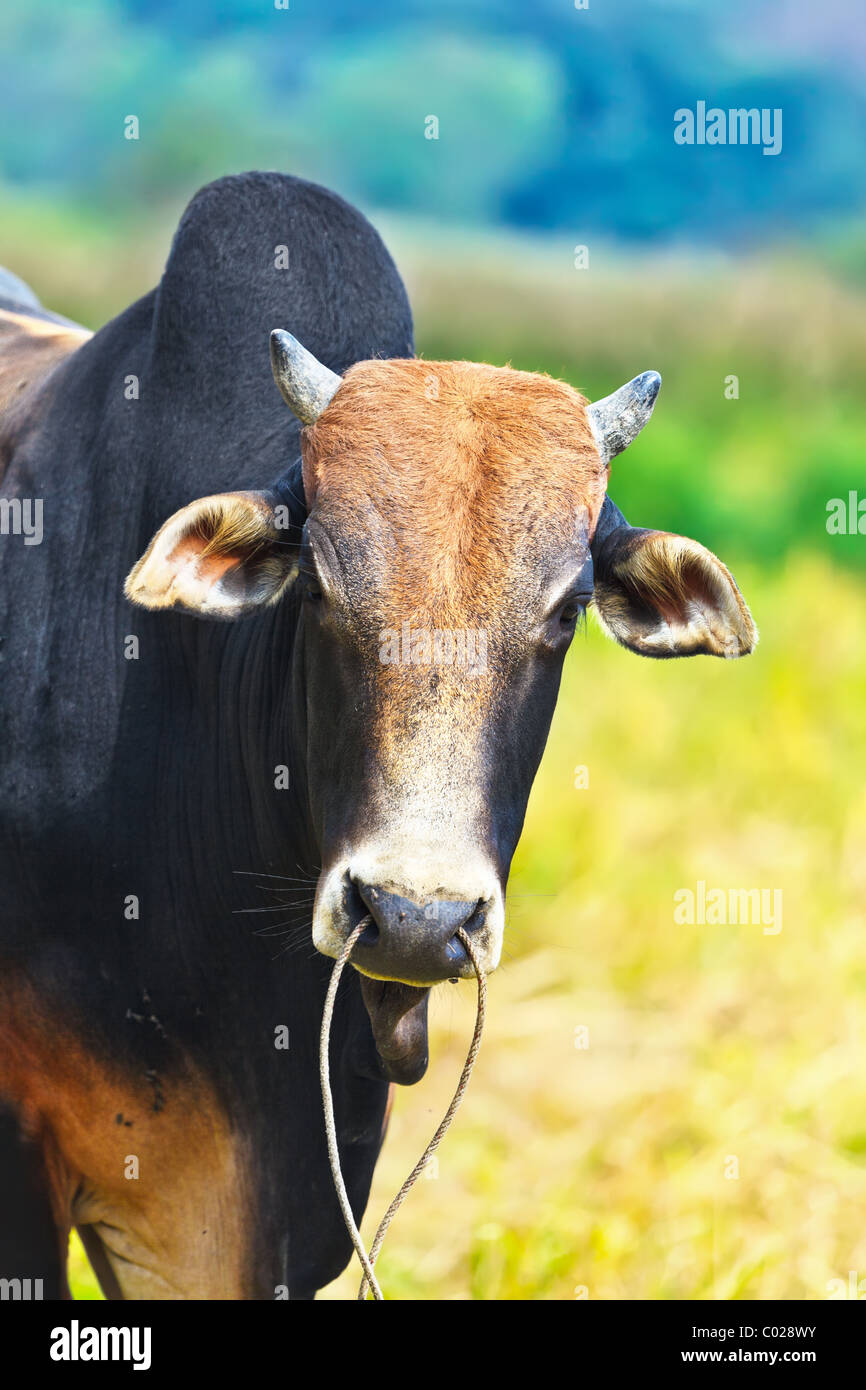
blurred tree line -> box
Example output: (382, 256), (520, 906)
(1, 0), (864, 246)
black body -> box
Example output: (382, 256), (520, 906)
(0, 173), (414, 1296)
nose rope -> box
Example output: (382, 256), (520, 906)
(319, 916), (487, 1301)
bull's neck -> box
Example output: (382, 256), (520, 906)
(168, 591), (316, 895)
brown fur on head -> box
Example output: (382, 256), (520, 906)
(301, 358), (606, 629)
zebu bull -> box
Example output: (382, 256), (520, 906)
(0, 173), (755, 1300)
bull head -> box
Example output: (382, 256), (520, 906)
(266, 332), (754, 660)
(125, 334), (756, 1082)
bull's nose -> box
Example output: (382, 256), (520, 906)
(350, 880), (485, 985)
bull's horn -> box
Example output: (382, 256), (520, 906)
(587, 371), (662, 464)
(270, 329), (342, 425)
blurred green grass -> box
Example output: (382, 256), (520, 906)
(17, 196), (862, 1300)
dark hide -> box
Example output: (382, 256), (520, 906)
(0, 174), (413, 1297)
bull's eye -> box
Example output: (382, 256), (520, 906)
(559, 595), (591, 627)
(540, 592), (591, 652)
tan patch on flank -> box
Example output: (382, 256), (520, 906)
(0, 975), (257, 1300)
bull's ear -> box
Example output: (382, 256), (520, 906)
(124, 490), (296, 619)
(591, 528), (757, 658)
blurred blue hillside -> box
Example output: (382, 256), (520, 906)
(1, 0), (863, 245)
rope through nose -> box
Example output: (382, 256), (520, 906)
(319, 920), (381, 1296)
(319, 919), (487, 1301)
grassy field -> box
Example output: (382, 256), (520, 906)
(12, 196), (862, 1300)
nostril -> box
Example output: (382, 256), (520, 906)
(462, 900), (486, 934)
(359, 918), (379, 947)
(343, 878), (379, 945)
(445, 900), (485, 962)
